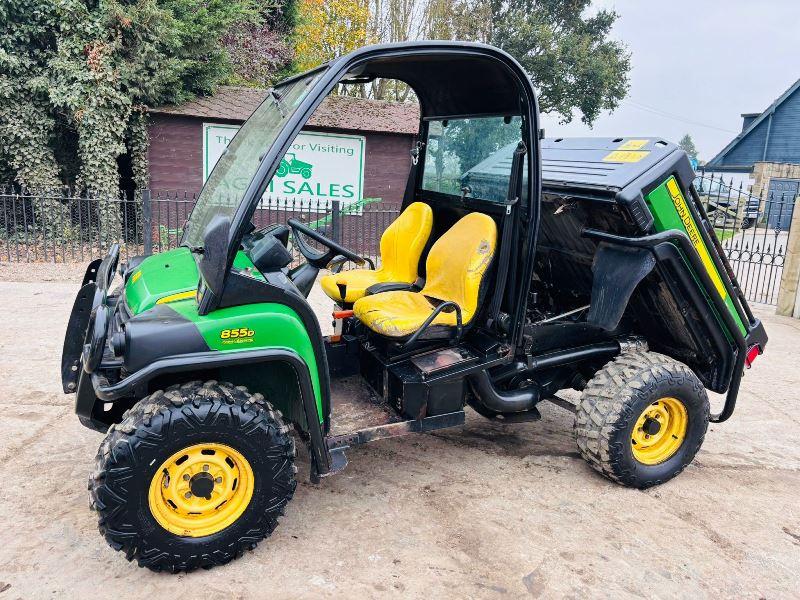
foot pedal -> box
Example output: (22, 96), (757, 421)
(329, 447), (348, 473)
(317, 447), (348, 480)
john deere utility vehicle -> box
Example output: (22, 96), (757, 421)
(62, 42), (767, 572)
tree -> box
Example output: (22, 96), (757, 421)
(0, 0), (272, 241)
(1, 2), (268, 189)
(679, 134), (699, 161)
(294, 0), (370, 72)
(294, 0), (630, 127)
(490, 0), (630, 125)
(223, 0), (298, 86)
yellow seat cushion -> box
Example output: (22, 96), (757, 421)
(320, 269), (385, 304)
(354, 212), (497, 338)
(319, 202), (433, 303)
(353, 290), (459, 337)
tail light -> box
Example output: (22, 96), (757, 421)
(745, 344), (761, 369)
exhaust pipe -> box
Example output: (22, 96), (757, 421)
(468, 369), (539, 413)
(468, 341), (625, 414)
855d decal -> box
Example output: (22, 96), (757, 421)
(220, 327), (255, 344)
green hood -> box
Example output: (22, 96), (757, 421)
(124, 248), (268, 316)
(124, 248), (198, 315)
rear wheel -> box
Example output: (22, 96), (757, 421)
(89, 381), (296, 572)
(574, 351), (709, 488)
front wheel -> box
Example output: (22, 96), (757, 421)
(574, 351), (709, 489)
(89, 381), (296, 572)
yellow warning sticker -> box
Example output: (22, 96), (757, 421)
(665, 178), (727, 299)
(618, 139), (649, 150)
(602, 150), (650, 163)
(156, 290), (196, 304)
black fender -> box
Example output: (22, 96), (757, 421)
(79, 348), (332, 475)
(587, 242), (656, 331)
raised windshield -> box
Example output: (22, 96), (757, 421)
(182, 70), (324, 248)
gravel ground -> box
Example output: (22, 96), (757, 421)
(0, 267), (798, 599)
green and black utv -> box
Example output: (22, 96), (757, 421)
(62, 42), (767, 572)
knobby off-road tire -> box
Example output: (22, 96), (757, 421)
(574, 351), (710, 489)
(89, 381), (296, 572)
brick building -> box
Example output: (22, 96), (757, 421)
(147, 87), (419, 205)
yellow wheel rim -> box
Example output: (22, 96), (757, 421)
(631, 397), (688, 465)
(148, 443), (254, 538)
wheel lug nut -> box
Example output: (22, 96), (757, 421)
(183, 474), (190, 481)
(203, 465), (209, 472)
(184, 491), (192, 498)
(215, 477), (222, 484)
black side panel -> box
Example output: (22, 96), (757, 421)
(650, 243), (734, 391)
(587, 243), (655, 331)
(124, 304), (211, 373)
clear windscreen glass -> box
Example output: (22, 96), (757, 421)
(183, 70), (325, 248)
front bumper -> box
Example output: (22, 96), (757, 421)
(61, 247), (122, 432)
(60, 258), (104, 393)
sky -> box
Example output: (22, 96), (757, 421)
(538, 0), (800, 162)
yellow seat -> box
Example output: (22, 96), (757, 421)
(319, 202), (433, 303)
(353, 212), (497, 338)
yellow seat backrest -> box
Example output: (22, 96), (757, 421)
(379, 202), (433, 281)
(421, 212), (497, 323)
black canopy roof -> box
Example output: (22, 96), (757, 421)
(347, 50), (526, 118)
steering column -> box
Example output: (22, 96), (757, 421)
(286, 219), (368, 298)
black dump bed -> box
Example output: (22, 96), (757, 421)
(464, 136), (765, 416)
(542, 137), (682, 192)
(530, 138), (764, 407)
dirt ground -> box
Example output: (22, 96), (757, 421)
(0, 263), (799, 599)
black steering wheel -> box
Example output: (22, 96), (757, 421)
(287, 218), (366, 269)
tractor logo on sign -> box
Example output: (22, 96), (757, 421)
(276, 153), (313, 179)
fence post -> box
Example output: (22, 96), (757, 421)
(331, 200), (341, 243)
(777, 197), (800, 317)
(141, 188), (153, 256)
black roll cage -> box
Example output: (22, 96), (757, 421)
(220, 42), (541, 349)
(170, 42), (542, 479)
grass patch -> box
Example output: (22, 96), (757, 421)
(714, 228), (736, 242)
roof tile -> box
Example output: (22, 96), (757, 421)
(149, 86), (419, 135)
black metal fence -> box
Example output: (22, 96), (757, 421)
(695, 171), (795, 305)
(1, 179), (796, 305)
(0, 187), (401, 265)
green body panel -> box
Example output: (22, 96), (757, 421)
(124, 247), (198, 315)
(168, 299), (323, 422)
(644, 177), (746, 335)
(124, 248), (323, 423)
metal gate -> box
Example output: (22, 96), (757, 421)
(766, 178), (798, 229)
(696, 172), (794, 305)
